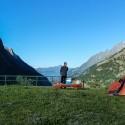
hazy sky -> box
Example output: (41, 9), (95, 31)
(0, 0), (125, 68)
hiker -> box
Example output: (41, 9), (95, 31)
(60, 62), (68, 84)
(113, 77), (125, 95)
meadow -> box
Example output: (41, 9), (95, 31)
(0, 86), (125, 125)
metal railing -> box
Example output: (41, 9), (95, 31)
(0, 75), (63, 86)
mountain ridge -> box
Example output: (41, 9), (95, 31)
(69, 41), (125, 76)
(0, 38), (51, 86)
(79, 47), (125, 85)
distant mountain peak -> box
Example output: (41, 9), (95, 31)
(6, 48), (15, 56)
(111, 41), (125, 52)
(0, 39), (15, 56)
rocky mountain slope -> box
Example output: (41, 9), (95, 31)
(79, 48), (125, 85)
(0, 38), (51, 86)
(70, 42), (125, 76)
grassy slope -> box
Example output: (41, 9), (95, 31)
(79, 48), (125, 85)
(0, 86), (125, 125)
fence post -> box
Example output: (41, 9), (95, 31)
(35, 77), (38, 86)
(5, 75), (7, 86)
(52, 76), (54, 84)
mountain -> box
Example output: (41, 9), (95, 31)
(37, 66), (61, 76)
(37, 66), (73, 77)
(70, 41), (125, 76)
(79, 47), (125, 85)
(37, 41), (125, 78)
(0, 38), (51, 86)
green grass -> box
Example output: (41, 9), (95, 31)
(0, 86), (125, 125)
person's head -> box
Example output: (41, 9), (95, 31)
(64, 62), (67, 66)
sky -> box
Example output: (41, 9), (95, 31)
(0, 0), (125, 68)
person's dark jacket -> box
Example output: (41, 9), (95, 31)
(60, 66), (68, 76)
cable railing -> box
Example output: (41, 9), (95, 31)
(0, 75), (68, 86)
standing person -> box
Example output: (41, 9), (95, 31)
(60, 62), (68, 84)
